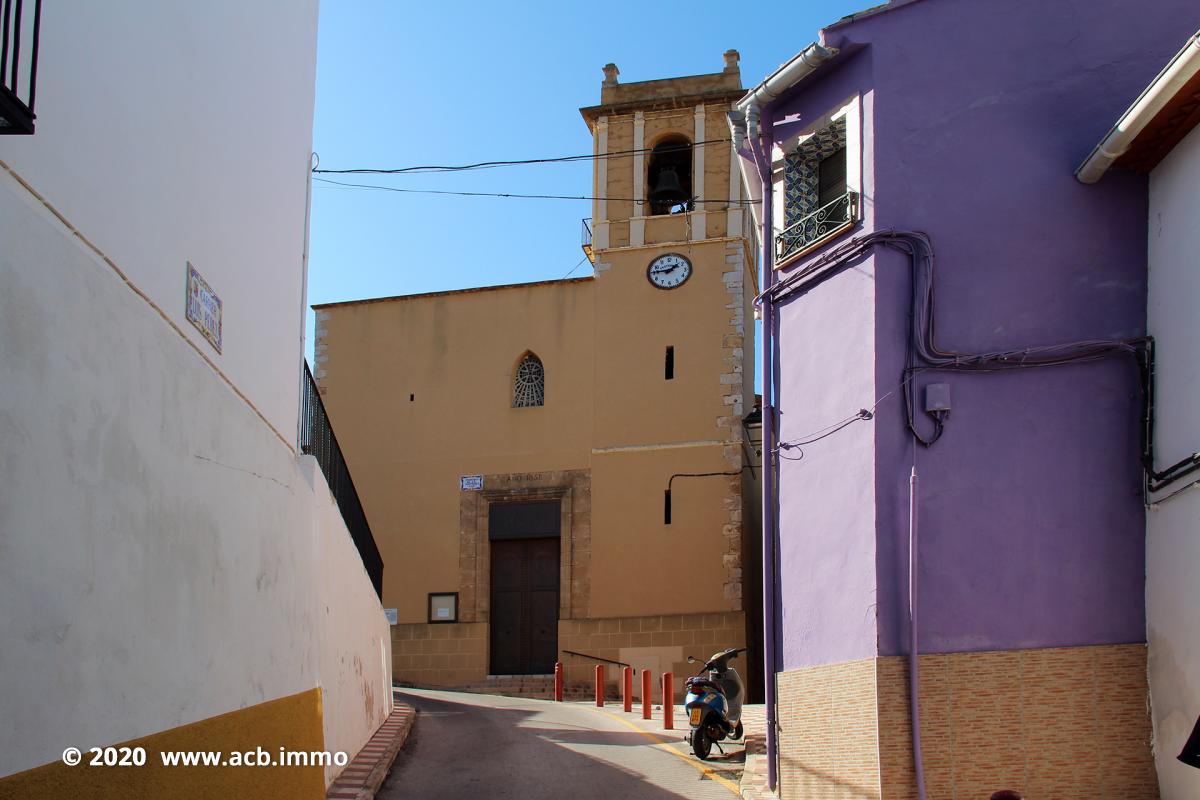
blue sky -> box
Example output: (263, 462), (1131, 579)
(306, 0), (867, 357)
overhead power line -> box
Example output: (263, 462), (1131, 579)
(312, 176), (757, 204)
(312, 139), (735, 175)
(562, 255), (591, 279)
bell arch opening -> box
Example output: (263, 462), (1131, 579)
(647, 135), (693, 216)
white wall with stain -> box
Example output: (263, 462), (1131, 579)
(0, 169), (390, 783)
(1146, 121), (1200, 800)
(0, 0), (318, 443)
(0, 0), (391, 785)
(305, 456), (392, 783)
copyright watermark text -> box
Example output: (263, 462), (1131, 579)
(61, 745), (347, 768)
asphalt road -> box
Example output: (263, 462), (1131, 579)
(378, 688), (744, 800)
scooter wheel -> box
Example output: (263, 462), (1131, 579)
(692, 728), (712, 760)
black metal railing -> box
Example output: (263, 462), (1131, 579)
(300, 361), (384, 599)
(581, 218), (594, 264)
(776, 191), (858, 261)
(561, 649), (630, 668)
(0, 0), (41, 135)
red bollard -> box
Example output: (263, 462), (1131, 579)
(622, 667), (633, 713)
(642, 668), (652, 719)
(595, 664), (604, 707)
(554, 661), (564, 702)
(662, 672), (674, 730)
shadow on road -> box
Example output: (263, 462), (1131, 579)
(379, 690), (739, 800)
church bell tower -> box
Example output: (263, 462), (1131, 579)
(578, 51), (763, 698)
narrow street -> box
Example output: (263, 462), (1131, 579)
(378, 689), (744, 800)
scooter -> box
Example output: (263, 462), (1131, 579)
(683, 647), (746, 760)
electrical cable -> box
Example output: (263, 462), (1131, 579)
(779, 412), (871, 450)
(561, 255), (590, 280)
(313, 139), (734, 175)
(758, 230), (1146, 450)
(777, 387), (898, 447)
(1148, 474), (1200, 507)
(757, 228), (1200, 497)
(775, 409), (872, 463)
(1136, 339), (1200, 492)
(312, 176), (755, 205)
(666, 469), (752, 492)
(771, 386), (899, 464)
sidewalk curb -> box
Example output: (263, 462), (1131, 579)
(325, 701), (417, 800)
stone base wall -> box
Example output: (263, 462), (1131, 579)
(390, 622), (487, 688)
(391, 610), (746, 701)
(775, 643), (1156, 800)
(560, 611), (746, 701)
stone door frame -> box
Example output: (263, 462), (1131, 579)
(457, 469), (590, 624)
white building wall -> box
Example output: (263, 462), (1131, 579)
(0, 170), (390, 781)
(1146, 122), (1200, 800)
(0, 0), (393, 788)
(305, 457), (393, 784)
(0, 0), (318, 442)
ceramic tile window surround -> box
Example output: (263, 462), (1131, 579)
(771, 95), (862, 267)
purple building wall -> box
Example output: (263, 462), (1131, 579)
(771, 50), (880, 671)
(768, 0), (1200, 670)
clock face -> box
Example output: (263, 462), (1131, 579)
(647, 253), (692, 290)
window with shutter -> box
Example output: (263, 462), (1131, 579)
(779, 118), (857, 262)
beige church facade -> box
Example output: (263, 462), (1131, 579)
(314, 54), (761, 697)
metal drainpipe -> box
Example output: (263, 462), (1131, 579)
(297, 151), (316, 446)
(750, 121), (779, 793)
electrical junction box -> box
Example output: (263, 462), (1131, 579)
(925, 383), (951, 413)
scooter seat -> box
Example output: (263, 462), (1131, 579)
(685, 677), (724, 694)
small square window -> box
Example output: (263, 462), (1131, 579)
(428, 592), (458, 624)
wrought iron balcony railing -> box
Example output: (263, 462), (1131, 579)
(581, 217), (594, 264)
(0, 0), (41, 135)
(776, 191), (858, 262)
(300, 362), (384, 599)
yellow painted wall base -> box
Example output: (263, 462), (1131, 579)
(0, 688), (326, 800)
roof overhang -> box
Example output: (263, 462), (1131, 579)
(727, 42), (840, 152)
(1076, 31), (1200, 183)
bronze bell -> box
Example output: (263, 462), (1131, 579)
(649, 167), (689, 206)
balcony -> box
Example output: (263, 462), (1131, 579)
(0, 0), (41, 135)
(776, 191), (859, 264)
(300, 362), (384, 599)
(581, 217), (594, 264)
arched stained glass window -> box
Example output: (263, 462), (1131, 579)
(514, 353), (544, 408)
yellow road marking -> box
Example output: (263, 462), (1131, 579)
(591, 707), (742, 795)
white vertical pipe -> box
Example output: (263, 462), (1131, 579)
(909, 464), (928, 800)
